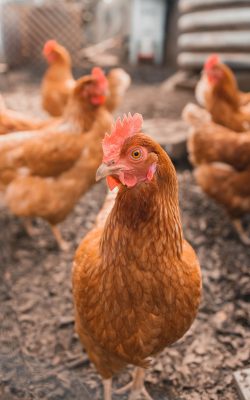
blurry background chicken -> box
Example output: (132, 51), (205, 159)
(184, 103), (250, 244)
(195, 164), (250, 245)
(1, 67), (113, 249)
(41, 39), (75, 117)
(72, 113), (201, 400)
(195, 54), (250, 132)
(5, 125), (111, 250)
(105, 68), (131, 113)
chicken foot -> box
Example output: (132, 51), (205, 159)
(50, 225), (70, 251)
(232, 219), (250, 245)
(23, 220), (70, 250)
(115, 367), (153, 400)
(103, 379), (112, 400)
(23, 218), (40, 236)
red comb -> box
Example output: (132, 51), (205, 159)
(91, 67), (108, 91)
(102, 113), (143, 162)
(205, 54), (220, 71)
(43, 40), (58, 56)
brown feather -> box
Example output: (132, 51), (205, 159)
(188, 122), (250, 170)
(0, 107), (52, 135)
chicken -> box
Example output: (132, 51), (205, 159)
(195, 54), (250, 132)
(195, 163), (250, 244)
(182, 103), (211, 128)
(188, 123), (250, 170)
(183, 103), (250, 244)
(5, 115), (112, 250)
(239, 92), (250, 106)
(0, 94), (52, 135)
(196, 55), (250, 107)
(183, 103), (250, 170)
(0, 67), (110, 189)
(105, 68), (131, 113)
(72, 113), (202, 400)
(41, 40), (75, 117)
(0, 68), (113, 248)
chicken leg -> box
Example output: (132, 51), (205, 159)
(232, 219), (250, 245)
(115, 367), (153, 400)
(103, 378), (112, 400)
(50, 225), (70, 251)
(23, 218), (39, 236)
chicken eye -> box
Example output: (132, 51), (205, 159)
(131, 148), (142, 160)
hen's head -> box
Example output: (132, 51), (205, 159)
(201, 54), (239, 107)
(74, 67), (109, 107)
(203, 54), (224, 85)
(203, 54), (237, 88)
(96, 113), (159, 190)
(43, 39), (71, 64)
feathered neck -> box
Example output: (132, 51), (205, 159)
(62, 99), (101, 133)
(45, 59), (72, 81)
(101, 146), (183, 266)
(211, 78), (240, 110)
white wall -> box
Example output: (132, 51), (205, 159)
(95, 0), (131, 43)
(129, 0), (167, 64)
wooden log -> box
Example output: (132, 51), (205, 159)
(233, 369), (250, 400)
(79, 36), (121, 58)
(179, 8), (250, 32)
(179, 31), (250, 51)
(143, 119), (189, 161)
(179, 0), (250, 13)
(178, 52), (250, 69)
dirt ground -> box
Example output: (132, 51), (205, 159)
(0, 69), (249, 400)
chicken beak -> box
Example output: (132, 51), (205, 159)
(96, 163), (109, 181)
(96, 163), (122, 182)
(95, 163), (112, 181)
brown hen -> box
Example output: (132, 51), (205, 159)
(5, 120), (111, 249)
(0, 67), (110, 188)
(195, 163), (250, 244)
(184, 103), (250, 244)
(184, 105), (250, 170)
(196, 54), (250, 132)
(72, 113), (201, 399)
(41, 40), (75, 117)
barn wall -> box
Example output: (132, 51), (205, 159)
(178, 0), (250, 70)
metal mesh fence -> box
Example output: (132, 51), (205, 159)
(1, 0), (86, 68)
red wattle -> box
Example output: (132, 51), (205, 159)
(91, 95), (106, 105)
(106, 176), (120, 191)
